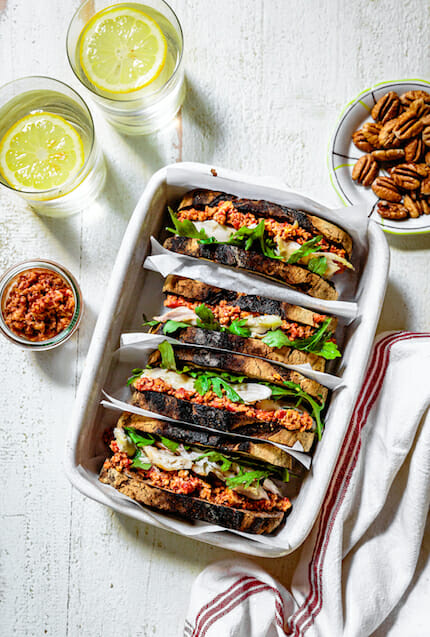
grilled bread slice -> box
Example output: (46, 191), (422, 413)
(147, 346), (328, 403)
(99, 465), (287, 534)
(178, 189), (353, 257)
(163, 236), (338, 300)
(117, 412), (305, 472)
(151, 323), (326, 371)
(130, 390), (316, 452)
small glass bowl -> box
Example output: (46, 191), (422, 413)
(0, 259), (83, 350)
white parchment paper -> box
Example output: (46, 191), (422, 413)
(145, 239), (359, 320)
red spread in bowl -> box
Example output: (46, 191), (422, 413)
(2, 268), (75, 342)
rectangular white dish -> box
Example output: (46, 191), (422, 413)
(64, 162), (389, 557)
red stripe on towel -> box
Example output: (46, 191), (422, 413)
(288, 332), (428, 636)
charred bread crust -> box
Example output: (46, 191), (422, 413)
(117, 413), (304, 472)
(163, 236), (338, 300)
(178, 189), (353, 257)
(150, 323), (326, 372)
(162, 275), (338, 331)
(99, 466), (286, 534)
(131, 390), (315, 452)
(148, 345), (328, 402)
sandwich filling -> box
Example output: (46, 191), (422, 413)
(104, 426), (292, 513)
(168, 201), (354, 277)
(129, 343), (324, 435)
(146, 297), (340, 360)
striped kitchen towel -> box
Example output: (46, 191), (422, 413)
(183, 332), (430, 637)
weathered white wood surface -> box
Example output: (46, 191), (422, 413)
(0, 1), (429, 635)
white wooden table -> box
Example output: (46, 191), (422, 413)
(1, 1), (429, 635)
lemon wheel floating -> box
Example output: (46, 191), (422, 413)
(0, 112), (85, 192)
(79, 6), (167, 94)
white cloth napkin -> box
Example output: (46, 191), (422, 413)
(184, 332), (430, 637)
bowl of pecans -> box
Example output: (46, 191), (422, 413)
(329, 79), (430, 235)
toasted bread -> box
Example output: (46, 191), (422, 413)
(131, 390), (315, 452)
(178, 189), (353, 257)
(147, 346), (328, 403)
(117, 412), (305, 472)
(163, 236), (338, 300)
(99, 465), (287, 534)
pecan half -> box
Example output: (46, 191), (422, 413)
(422, 126), (430, 147)
(425, 151), (430, 165)
(420, 175), (430, 196)
(371, 176), (402, 202)
(352, 154), (379, 186)
(393, 110), (423, 140)
(371, 91), (400, 124)
(391, 163), (426, 190)
(379, 119), (401, 148)
(409, 98), (430, 119)
(403, 193), (430, 217)
(377, 201), (408, 219)
(362, 122), (382, 147)
(372, 148), (405, 163)
(399, 90), (430, 107)
(404, 138), (424, 163)
(352, 129), (374, 152)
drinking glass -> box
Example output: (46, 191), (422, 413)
(0, 76), (106, 218)
(66, 0), (186, 135)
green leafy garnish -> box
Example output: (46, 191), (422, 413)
(196, 450), (233, 472)
(160, 436), (180, 451)
(162, 320), (191, 335)
(194, 304), (220, 330)
(308, 256), (327, 276)
(131, 450), (152, 470)
(127, 368), (144, 386)
(225, 468), (271, 489)
(166, 207), (215, 243)
(228, 318), (251, 337)
(142, 319), (160, 328)
(158, 341), (177, 370)
(261, 318), (341, 360)
(124, 427), (155, 447)
(187, 368), (245, 403)
(287, 235), (323, 264)
(264, 381), (325, 440)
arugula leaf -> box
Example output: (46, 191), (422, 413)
(307, 256), (327, 276)
(225, 468), (271, 489)
(142, 319), (160, 329)
(317, 340), (341, 360)
(287, 235), (323, 264)
(131, 451), (152, 470)
(261, 318), (341, 360)
(160, 436), (180, 451)
(194, 304), (221, 330)
(228, 318), (251, 337)
(265, 381), (325, 440)
(196, 451), (233, 472)
(162, 320), (191, 335)
(227, 219), (283, 260)
(166, 208), (215, 243)
(158, 341), (177, 370)
(127, 368), (144, 386)
(124, 427), (155, 447)
(187, 368), (245, 403)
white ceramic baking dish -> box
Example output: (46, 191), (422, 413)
(64, 162), (389, 557)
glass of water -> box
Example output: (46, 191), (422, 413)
(0, 76), (106, 218)
(66, 0), (186, 135)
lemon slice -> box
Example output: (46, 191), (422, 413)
(0, 113), (85, 193)
(79, 6), (167, 94)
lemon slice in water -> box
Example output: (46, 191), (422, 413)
(0, 112), (85, 193)
(79, 6), (167, 94)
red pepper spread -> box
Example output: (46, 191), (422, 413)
(2, 268), (75, 341)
